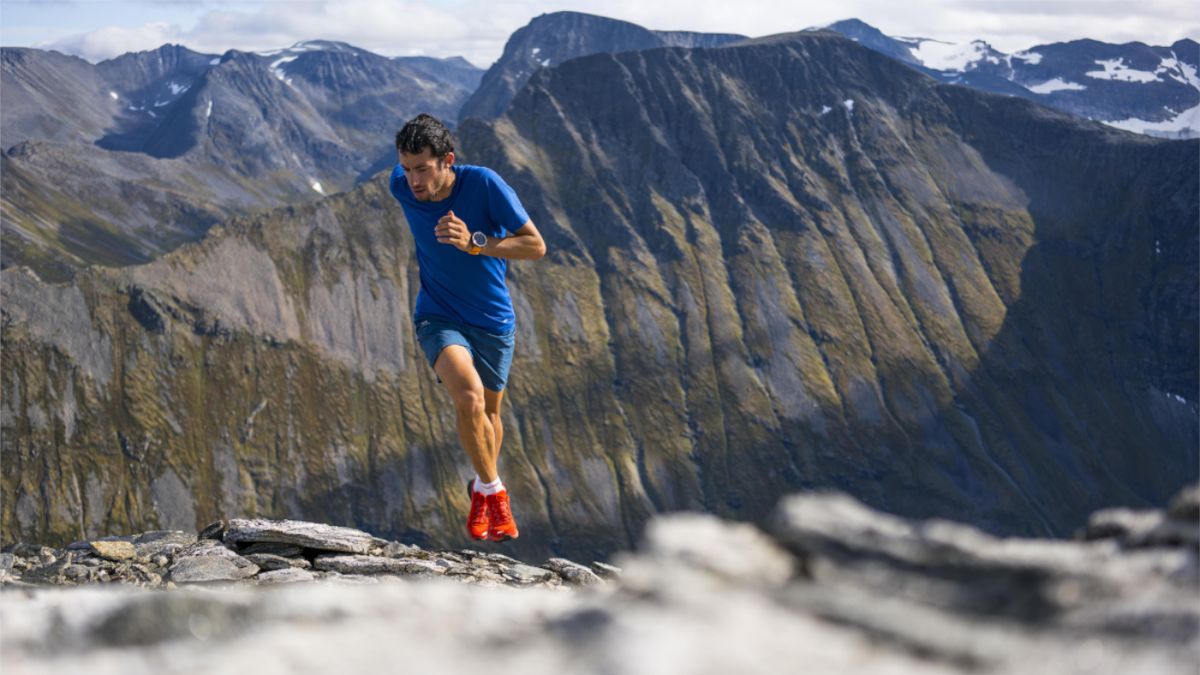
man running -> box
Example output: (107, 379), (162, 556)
(389, 113), (546, 542)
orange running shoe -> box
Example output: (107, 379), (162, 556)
(466, 479), (489, 541)
(486, 490), (520, 542)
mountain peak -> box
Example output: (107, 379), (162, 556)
(459, 12), (745, 120)
(826, 18), (888, 38)
(255, 40), (359, 59)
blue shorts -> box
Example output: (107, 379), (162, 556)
(414, 315), (516, 392)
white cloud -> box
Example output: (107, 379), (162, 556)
(41, 0), (541, 66)
(20, 0), (1200, 67)
(46, 22), (181, 60)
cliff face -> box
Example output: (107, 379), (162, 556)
(462, 32), (1198, 536)
(2, 32), (1195, 561)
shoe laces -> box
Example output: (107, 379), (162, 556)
(488, 492), (513, 524)
(469, 491), (489, 525)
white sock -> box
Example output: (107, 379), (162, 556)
(476, 477), (504, 496)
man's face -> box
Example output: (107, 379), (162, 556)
(399, 148), (454, 201)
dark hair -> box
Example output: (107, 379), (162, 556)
(395, 113), (454, 157)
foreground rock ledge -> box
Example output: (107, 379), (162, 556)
(2, 486), (1196, 675)
(1, 518), (614, 591)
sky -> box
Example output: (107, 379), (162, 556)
(1, 0), (1197, 68)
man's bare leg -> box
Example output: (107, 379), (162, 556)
(484, 387), (505, 462)
(434, 345), (497, 481)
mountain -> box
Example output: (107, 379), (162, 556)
(2, 30), (1196, 562)
(827, 19), (1200, 139)
(0, 42), (483, 282)
(458, 11), (746, 121)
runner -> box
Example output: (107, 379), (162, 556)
(389, 113), (546, 542)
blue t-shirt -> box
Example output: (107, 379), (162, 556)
(389, 163), (529, 333)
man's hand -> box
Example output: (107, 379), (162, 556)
(435, 210), (471, 252)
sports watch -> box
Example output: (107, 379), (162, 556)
(469, 231), (487, 255)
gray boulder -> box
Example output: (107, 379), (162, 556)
(224, 519), (386, 554)
(544, 558), (604, 587)
(132, 531), (198, 558)
(167, 556), (259, 584)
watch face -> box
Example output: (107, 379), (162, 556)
(471, 232), (487, 247)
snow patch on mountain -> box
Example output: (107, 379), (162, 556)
(1087, 58), (1160, 83)
(910, 39), (997, 71)
(269, 55), (300, 84)
(1103, 101), (1200, 138)
(1028, 78), (1087, 94)
(1013, 51), (1043, 65)
(1161, 53), (1200, 89)
(257, 41), (329, 59)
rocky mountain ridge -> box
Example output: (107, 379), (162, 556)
(1, 487), (1196, 674)
(1, 41), (482, 282)
(1, 516), (611, 590)
(458, 11), (746, 121)
(826, 18), (1200, 139)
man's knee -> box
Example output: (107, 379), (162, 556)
(452, 386), (486, 418)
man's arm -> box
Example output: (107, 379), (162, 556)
(436, 211), (546, 260)
(482, 221), (545, 260)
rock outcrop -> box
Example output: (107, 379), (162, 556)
(0, 516), (613, 591)
(1, 488), (1194, 674)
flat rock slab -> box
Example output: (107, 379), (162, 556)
(132, 531), (197, 557)
(245, 553), (311, 571)
(313, 554), (443, 576)
(168, 556), (259, 584)
(504, 563), (555, 585)
(545, 558), (603, 586)
(225, 519), (385, 554)
(256, 568), (315, 584)
(66, 536), (132, 551)
(89, 541), (135, 561)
